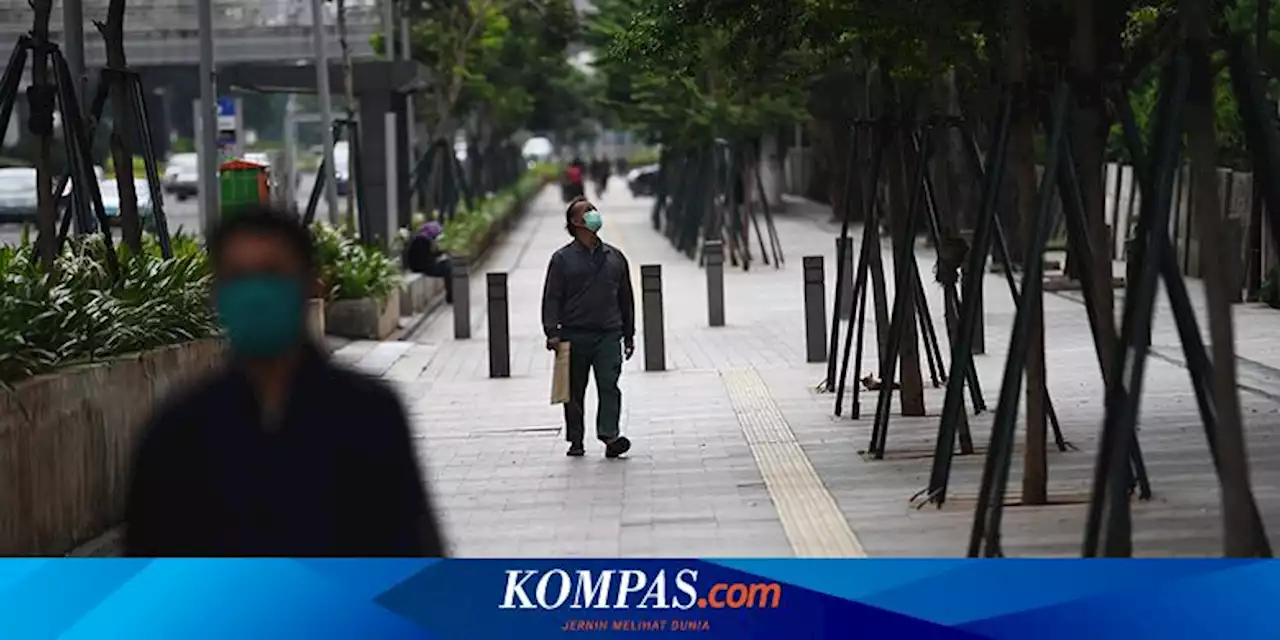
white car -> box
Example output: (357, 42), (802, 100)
(0, 168), (39, 222)
(244, 152), (272, 167)
(99, 178), (155, 229)
(0, 167), (94, 222)
(163, 152), (199, 200)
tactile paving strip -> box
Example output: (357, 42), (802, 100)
(721, 367), (867, 557)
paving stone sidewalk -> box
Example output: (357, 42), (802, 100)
(335, 181), (1280, 558)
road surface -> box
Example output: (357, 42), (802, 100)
(0, 172), (347, 247)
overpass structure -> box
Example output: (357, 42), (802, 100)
(0, 0), (379, 67)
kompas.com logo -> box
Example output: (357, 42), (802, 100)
(498, 568), (782, 610)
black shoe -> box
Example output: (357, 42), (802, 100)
(567, 443), (585, 457)
(604, 436), (631, 459)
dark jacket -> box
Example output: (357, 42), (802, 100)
(404, 234), (443, 274)
(541, 240), (635, 340)
(123, 346), (445, 557)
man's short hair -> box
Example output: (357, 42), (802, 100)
(207, 206), (316, 272)
(564, 196), (595, 235)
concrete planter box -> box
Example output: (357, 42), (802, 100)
(399, 273), (447, 317)
(0, 339), (225, 555)
(324, 288), (401, 340)
(307, 298), (326, 343)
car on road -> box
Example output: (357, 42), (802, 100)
(0, 167), (93, 223)
(100, 178), (157, 231)
(243, 152), (272, 167)
(0, 168), (39, 222)
(627, 164), (660, 197)
(162, 153), (199, 200)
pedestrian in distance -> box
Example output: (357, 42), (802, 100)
(541, 196), (636, 458)
(592, 156), (611, 198)
(123, 206), (446, 557)
(403, 219), (455, 304)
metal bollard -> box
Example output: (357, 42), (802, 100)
(836, 237), (854, 320)
(452, 256), (471, 339)
(803, 256), (827, 363)
(705, 240), (725, 327)
(486, 272), (510, 378)
(641, 264), (666, 372)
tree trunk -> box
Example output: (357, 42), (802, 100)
(1008, 0), (1048, 505)
(31, 0), (56, 273)
(100, 0), (142, 255)
(1183, 0), (1260, 557)
(1072, 0), (1116, 382)
(826, 119), (853, 219)
(888, 127), (927, 417)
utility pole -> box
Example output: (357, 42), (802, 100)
(197, 0), (219, 232)
(310, 0), (341, 223)
(336, 0), (358, 227)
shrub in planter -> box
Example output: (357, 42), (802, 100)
(310, 222), (403, 339)
(437, 171), (544, 258)
(0, 232), (216, 384)
(311, 222), (399, 303)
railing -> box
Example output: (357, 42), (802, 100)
(0, 0), (379, 65)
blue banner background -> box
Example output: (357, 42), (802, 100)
(0, 559), (1275, 639)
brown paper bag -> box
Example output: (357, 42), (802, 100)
(551, 341), (572, 405)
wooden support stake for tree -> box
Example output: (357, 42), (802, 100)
(97, 0), (143, 255)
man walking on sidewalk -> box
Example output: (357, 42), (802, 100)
(123, 206), (446, 556)
(541, 196), (636, 458)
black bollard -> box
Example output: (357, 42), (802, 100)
(804, 256), (828, 363)
(487, 272), (510, 378)
(705, 240), (725, 327)
(641, 264), (666, 372)
(452, 255), (471, 339)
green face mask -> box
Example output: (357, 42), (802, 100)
(216, 274), (306, 357)
(583, 210), (603, 232)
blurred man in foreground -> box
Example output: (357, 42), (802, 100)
(124, 206), (445, 557)
(541, 197), (635, 458)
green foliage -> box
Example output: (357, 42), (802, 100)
(396, 0), (584, 140)
(438, 171), (545, 257)
(0, 233), (216, 384)
(627, 148), (662, 166)
(104, 156), (161, 179)
(590, 0), (810, 145)
(311, 223), (400, 303)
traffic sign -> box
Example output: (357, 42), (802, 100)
(217, 96), (236, 132)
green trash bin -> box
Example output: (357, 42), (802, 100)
(219, 159), (270, 218)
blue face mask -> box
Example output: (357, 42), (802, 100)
(583, 210), (603, 232)
(216, 274), (306, 357)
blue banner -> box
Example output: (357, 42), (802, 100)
(1, 559), (1275, 638)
